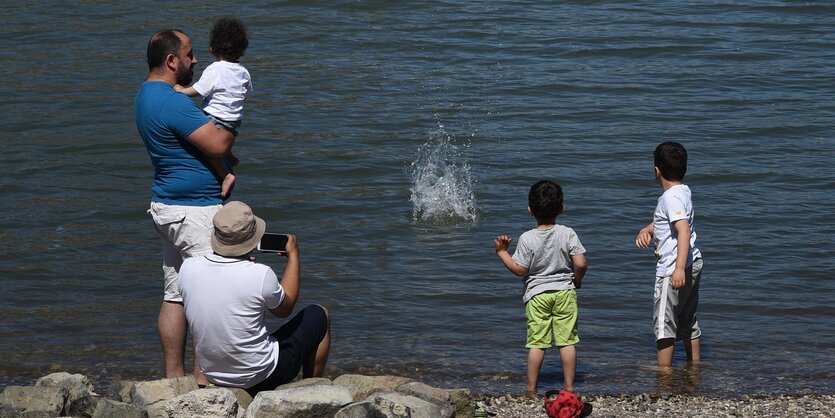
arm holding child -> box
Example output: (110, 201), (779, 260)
(493, 235), (528, 277)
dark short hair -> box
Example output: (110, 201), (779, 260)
(210, 17), (249, 61)
(528, 180), (564, 221)
(654, 142), (688, 181)
(147, 29), (185, 70)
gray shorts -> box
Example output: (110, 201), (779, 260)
(208, 115), (241, 136)
(653, 258), (703, 341)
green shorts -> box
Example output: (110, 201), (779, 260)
(525, 290), (579, 348)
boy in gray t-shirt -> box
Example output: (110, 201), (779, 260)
(494, 180), (588, 397)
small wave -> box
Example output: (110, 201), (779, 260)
(408, 123), (478, 224)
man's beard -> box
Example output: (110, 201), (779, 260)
(175, 64), (194, 86)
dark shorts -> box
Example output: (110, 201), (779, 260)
(246, 304), (328, 395)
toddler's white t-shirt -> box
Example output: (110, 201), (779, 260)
(193, 60), (252, 122)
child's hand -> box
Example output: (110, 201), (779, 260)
(635, 226), (653, 248)
(174, 84), (184, 92)
(493, 235), (512, 253)
(670, 268), (685, 289)
(220, 173), (236, 198)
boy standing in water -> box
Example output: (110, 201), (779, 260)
(635, 141), (703, 369)
(494, 180), (588, 396)
(177, 17), (252, 198)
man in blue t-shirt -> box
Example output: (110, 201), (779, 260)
(135, 29), (235, 384)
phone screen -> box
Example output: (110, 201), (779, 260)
(258, 233), (289, 253)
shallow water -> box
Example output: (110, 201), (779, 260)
(1, 1), (834, 396)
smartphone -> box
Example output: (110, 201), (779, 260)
(258, 233), (289, 254)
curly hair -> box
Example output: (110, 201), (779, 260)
(528, 180), (564, 221)
(210, 17), (248, 61)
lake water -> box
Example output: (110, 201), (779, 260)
(1, 1), (834, 397)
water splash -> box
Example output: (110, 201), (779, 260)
(409, 123), (478, 224)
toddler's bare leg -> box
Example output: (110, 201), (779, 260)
(656, 338), (675, 368)
(557, 345), (576, 392)
(683, 337), (701, 363)
(526, 348), (546, 395)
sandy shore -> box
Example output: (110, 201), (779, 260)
(475, 393), (835, 417)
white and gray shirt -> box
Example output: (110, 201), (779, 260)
(512, 224), (586, 303)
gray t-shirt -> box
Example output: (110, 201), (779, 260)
(512, 224), (586, 302)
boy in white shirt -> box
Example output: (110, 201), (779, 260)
(177, 17), (252, 198)
(635, 141), (704, 369)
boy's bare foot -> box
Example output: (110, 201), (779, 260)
(221, 173), (236, 198)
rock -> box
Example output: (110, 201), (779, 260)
(393, 382), (454, 417)
(91, 398), (146, 418)
(0, 385), (68, 418)
(130, 376), (198, 407)
(278, 377), (333, 390)
(447, 388), (476, 418)
(333, 374), (412, 402)
(157, 388), (240, 418)
(106, 380), (139, 403)
(36, 372), (99, 417)
(245, 384), (352, 418)
(365, 392), (452, 418)
(333, 401), (381, 418)
(226, 388), (254, 410)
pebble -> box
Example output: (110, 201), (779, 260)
(474, 393), (835, 417)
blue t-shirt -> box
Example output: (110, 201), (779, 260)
(135, 81), (229, 205)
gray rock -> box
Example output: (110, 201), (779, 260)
(226, 387), (254, 410)
(245, 384), (352, 418)
(91, 398), (146, 418)
(36, 372), (99, 417)
(143, 402), (168, 418)
(131, 376), (198, 407)
(396, 381), (451, 403)
(334, 374), (412, 402)
(157, 388), (240, 418)
(334, 401), (385, 418)
(0, 385), (68, 418)
(393, 382), (455, 417)
(278, 377), (333, 390)
(367, 392), (452, 418)
(447, 388), (475, 418)
(106, 380), (139, 403)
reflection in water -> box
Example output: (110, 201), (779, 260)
(656, 363), (702, 395)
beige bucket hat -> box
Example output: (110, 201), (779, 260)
(211, 201), (266, 257)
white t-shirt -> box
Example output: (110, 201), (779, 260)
(653, 184), (701, 277)
(512, 224), (586, 302)
(192, 61), (252, 122)
(178, 254), (285, 388)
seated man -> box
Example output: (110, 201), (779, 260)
(178, 201), (330, 395)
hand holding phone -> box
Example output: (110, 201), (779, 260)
(258, 233), (290, 254)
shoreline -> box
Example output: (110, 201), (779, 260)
(474, 392), (835, 417)
(2, 370), (833, 417)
